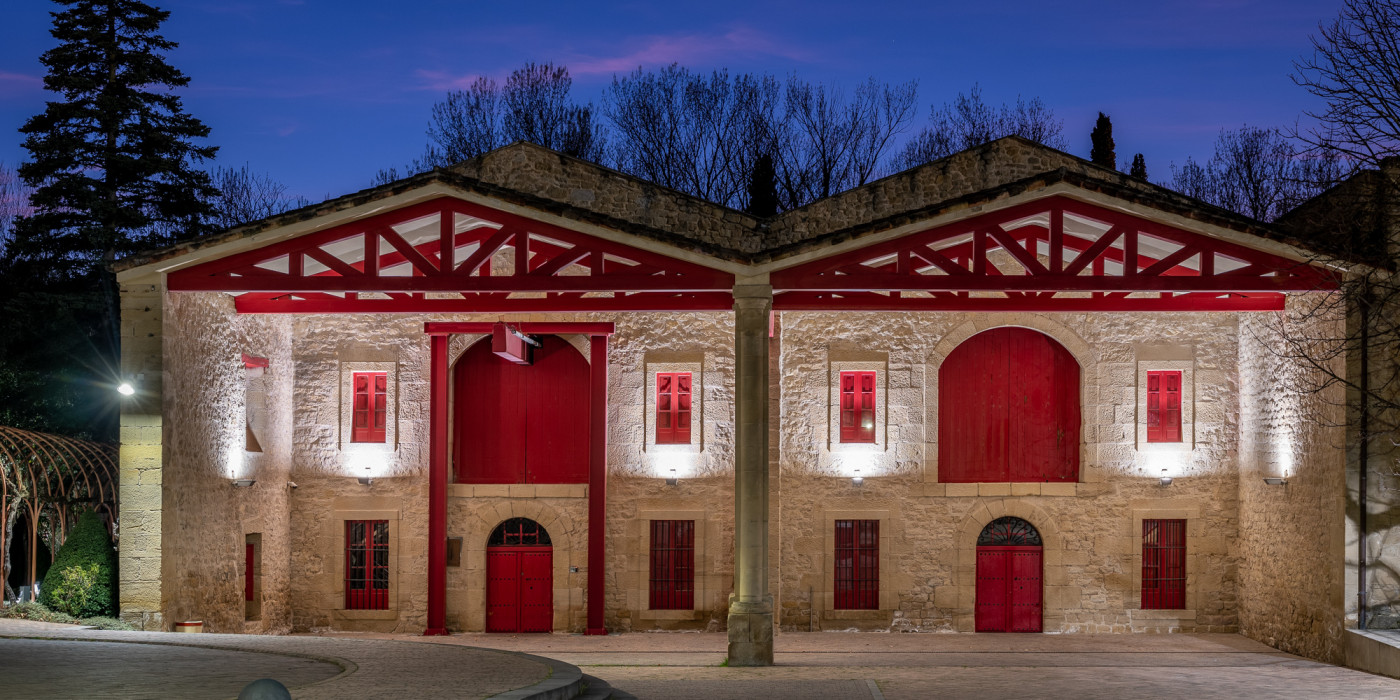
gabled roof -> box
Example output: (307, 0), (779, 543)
(115, 136), (1336, 276)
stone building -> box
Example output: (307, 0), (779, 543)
(114, 137), (1365, 666)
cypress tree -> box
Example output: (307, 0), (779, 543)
(14, 0), (218, 279)
(1090, 112), (1116, 169)
(1130, 153), (1148, 180)
(745, 153), (779, 218)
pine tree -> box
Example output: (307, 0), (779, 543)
(14, 0), (218, 279)
(745, 153), (779, 217)
(1090, 112), (1116, 169)
(1130, 154), (1147, 180)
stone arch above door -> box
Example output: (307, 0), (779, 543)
(952, 499), (1074, 632)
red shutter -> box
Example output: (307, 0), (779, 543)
(656, 373), (692, 445)
(834, 519), (879, 609)
(351, 372), (387, 443)
(1146, 371), (1182, 443)
(649, 520), (695, 610)
(839, 372), (876, 444)
(1142, 519), (1186, 609)
(245, 543), (255, 602)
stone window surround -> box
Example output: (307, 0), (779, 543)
(244, 363), (268, 454)
(339, 361), (399, 451)
(644, 354), (705, 454)
(820, 509), (898, 621)
(1129, 503), (1201, 623)
(329, 506), (401, 621)
(1136, 360), (1195, 451)
(633, 509), (713, 621)
(827, 353), (888, 453)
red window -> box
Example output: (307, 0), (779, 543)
(352, 372), (387, 443)
(656, 373), (693, 445)
(345, 520), (389, 610)
(834, 519), (879, 610)
(1142, 519), (1186, 610)
(1146, 371), (1182, 443)
(244, 543), (255, 602)
(649, 520), (695, 610)
(839, 371), (876, 443)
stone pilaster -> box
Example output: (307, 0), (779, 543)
(728, 284), (773, 666)
(118, 282), (164, 630)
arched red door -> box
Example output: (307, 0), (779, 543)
(975, 517), (1043, 633)
(486, 518), (553, 633)
(454, 335), (590, 484)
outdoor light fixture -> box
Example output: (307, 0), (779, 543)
(665, 469), (679, 487)
(1263, 477), (1288, 486)
(1158, 470), (1173, 487)
(358, 476), (374, 486)
(230, 479), (256, 488)
(117, 382), (135, 396)
(852, 470), (864, 487)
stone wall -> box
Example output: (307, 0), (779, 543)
(118, 282), (164, 631)
(1237, 295), (1347, 663)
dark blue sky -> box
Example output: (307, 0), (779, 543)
(0, 0), (1346, 202)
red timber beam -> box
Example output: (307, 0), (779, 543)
(770, 195), (1339, 312)
(168, 196), (734, 313)
(422, 322), (615, 636)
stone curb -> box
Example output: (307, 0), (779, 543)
(485, 648), (584, 700)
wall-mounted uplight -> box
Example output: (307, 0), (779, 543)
(665, 469), (679, 487)
(357, 476), (374, 486)
(1263, 477), (1288, 486)
(1158, 470), (1173, 487)
(851, 470), (864, 487)
(231, 479), (256, 488)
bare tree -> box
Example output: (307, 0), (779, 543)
(1292, 0), (1400, 172)
(894, 85), (1068, 170)
(0, 162), (33, 253)
(779, 77), (917, 206)
(207, 164), (308, 230)
(1169, 125), (1341, 222)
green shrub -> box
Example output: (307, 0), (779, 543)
(0, 600), (77, 624)
(80, 616), (136, 631)
(38, 510), (118, 618)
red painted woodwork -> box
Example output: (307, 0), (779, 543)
(492, 322), (534, 365)
(486, 546), (554, 633)
(939, 328), (1080, 483)
(425, 334), (449, 635)
(834, 520), (879, 610)
(975, 546), (1043, 632)
(166, 196), (734, 314)
(244, 543), (255, 602)
(839, 371), (877, 443)
(426, 322), (615, 337)
(1142, 519), (1186, 609)
(656, 372), (693, 444)
(351, 372), (387, 443)
(587, 334), (608, 635)
(649, 520), (695, 610)
(770, 195), (1337, 312)
(454, 335), (589, 484)
(241, 353), (269, 369)
(345, 520), (389, 611)
(1146, 371), (1183, 442)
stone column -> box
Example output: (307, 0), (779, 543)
(728, 284), (773, 666)
(118, 281), (164, 631)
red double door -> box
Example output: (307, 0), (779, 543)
(975, 546), (1043, 632)
(486, 547), (553, 632)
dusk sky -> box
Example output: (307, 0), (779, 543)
(0, 0), (1349, 203)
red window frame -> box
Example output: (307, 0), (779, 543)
(656, 372), (693, 445)
(648, 520), (695, 610)
(839, 371), (876, 443)
(834, 519), (879, 610)
(345, 520), (389, 610)
(352, 372), (388, 443)
(1146, 370), (1182, 443)
(1142, 519), (1186, 610)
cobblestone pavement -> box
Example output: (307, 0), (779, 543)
(0, 619), (552, 699)
(336, 630), (1400, 700)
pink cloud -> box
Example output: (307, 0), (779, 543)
(0, 71), (43, 97)
(413, 70), (490, 92)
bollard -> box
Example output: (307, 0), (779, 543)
(237, 678), (291, 700)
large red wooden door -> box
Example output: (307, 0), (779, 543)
(939, 327), (1080, 482)
(975, 516), (1043, 632)
(486, 548), (554, 632)
(455, 335), (590, 483)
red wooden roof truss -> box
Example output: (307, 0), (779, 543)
(770, 196), (1337, 312)
(167, 197), (735, 313)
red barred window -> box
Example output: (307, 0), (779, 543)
(656, 373), (692, 445)
(649, 520), (695, 610)
(345, 520), (389, 610)
(1146, 371), (1182, 443)
(834, 519), (879, 610)
(1142, 519), (1186, 610)
(352, 372), (387, 443)
(839, 371), (876, 443)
